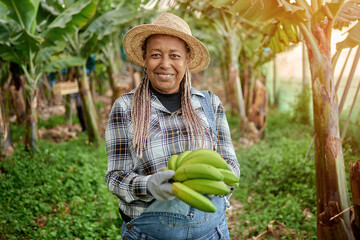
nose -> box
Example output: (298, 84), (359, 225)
(160, 55), (171, 69)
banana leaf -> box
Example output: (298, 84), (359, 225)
(41, 56), (84, 73)
(336, 21), (360, 50)
(0, 0), (40, 33)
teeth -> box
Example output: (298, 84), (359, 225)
(158, 74), (172, 77)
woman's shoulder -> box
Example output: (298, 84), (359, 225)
(112, 90), (135, 110)
(191, 88), (222, 106)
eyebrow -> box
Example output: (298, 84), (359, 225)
(149, 49), (182, 53)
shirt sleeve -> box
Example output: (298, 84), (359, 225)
(211, 93), (240, 178)
(105, 97), (153, 204)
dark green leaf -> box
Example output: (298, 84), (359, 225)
(0, 0), (40, 33)
(42, 56), (84, 73)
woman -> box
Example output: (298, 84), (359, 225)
(105, 12), (240, 240)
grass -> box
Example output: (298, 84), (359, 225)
(229, 109), (317, 239)
(0, 134), (122, 239)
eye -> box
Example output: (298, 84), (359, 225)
(151, 53), (161, 58)
(171, 54), (180, 59)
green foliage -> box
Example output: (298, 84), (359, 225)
(94, 62), (109, 95)
(340, 104), (360, 157)
(290, 84), (312, 125)
(231, 109), (317, 239)
(37, 114), (69, 129)
(0, 136), (122, 239)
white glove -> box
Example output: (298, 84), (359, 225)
(147, 170), (175, 201)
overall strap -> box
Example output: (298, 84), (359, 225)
(200, 91), (218, 144)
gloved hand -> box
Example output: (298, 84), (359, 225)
(147, 170), (175, 201)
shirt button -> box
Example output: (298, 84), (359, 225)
(123, 237), (127, 240)
(126, 224), (132, 230)
(176, 130), (180, 134)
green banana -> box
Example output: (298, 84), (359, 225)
(181, 149), (230, 170)
(277, 24), (290, 46)
(175, 151), (192, 169)
(174, 163), (224, 182)
(282, 22), (297, 43)
(182, 179), (230, 195)
(167, 154), (178, 170)
(218, 168), (239, 187)
(172, 182), (216, 213)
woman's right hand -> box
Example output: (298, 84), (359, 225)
(147, 170), (175, 201)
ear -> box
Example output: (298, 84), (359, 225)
(186, 52), (191, 65)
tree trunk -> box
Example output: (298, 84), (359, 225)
(221, 63), (230, 106)
(89, 70), (96, 103)
(272, 56), (278, 106)
(231, 61), (247, 129)
(8, 84), (26, 124)
(77, 65), (101, 144)
(241, 58), (250, 112)
(0, 88), (13, 157)
(301, 22), (354, 239)
(228, 61), (241, 114)
(302, 40), (307, 89)
(350, 159), (360, 240)
(24, 87), (39, 152)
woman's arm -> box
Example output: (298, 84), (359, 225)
(105, 97), (153, 203)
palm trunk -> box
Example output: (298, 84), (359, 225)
(350, 159), (360, 239)
(302, 40), (307, 89)
(232, 60), (247, 127)
(241, 58), (250, 112)
(106, 64), (122, 104)
(9, 84), (26, 124)
(228, 61), (241, 115)
(272, 56), (278, 106)
(0, 88), (14, 156)
(77, 65), (100, 144)
(300, 22), (354, 239)
(24, 87), (38, 152)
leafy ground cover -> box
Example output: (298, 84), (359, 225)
(1, 106), (358, 239)
(0, 132), (122, 239)
(227, 107), (358, 239)
(227, 109), (317, 239)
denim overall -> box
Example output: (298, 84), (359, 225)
(121, 92), (230, 240)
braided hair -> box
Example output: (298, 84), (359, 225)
(131, 68), (212, 157)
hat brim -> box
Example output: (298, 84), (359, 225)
(123, 24), (210, 73)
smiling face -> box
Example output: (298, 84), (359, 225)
(144, 34), (190, 94)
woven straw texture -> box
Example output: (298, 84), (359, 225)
(123, 13), (210, 73)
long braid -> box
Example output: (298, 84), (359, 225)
(131, 68), (213, 157)
(131, 69), (151, 157)
(181, 68), (213, 150)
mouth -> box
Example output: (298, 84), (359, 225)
(156, 73), (175, 78)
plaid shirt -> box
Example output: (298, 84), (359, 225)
(105, 88), (240, 219)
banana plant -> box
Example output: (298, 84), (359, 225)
(175, 0), (276, 137)
(208, 0), (360, 238)
(0, 60), (13, 156)
(95, 4), (155, 103)
(60, 0), (154, 144)
(174, 0), (247, 125)
(0, 0), (96, 152)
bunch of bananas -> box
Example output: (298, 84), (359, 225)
(166, 149), (239, 213)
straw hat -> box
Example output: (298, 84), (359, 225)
(123, 13), (210, 73)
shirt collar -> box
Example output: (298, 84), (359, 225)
(125, 87), (206, 112)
